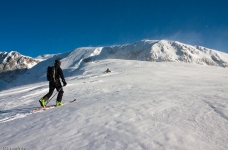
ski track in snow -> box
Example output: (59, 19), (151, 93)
(0, 60), (228, 150)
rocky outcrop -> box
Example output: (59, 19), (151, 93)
(0, 51), (39, 82)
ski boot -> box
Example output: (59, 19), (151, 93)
(39, 97), (46, 107)
(56, 101), (63, 106)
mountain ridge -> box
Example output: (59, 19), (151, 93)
(85, 40), (228, 67)
(1, 39), (228, 91)
(0, 51), (39, 72)
(0, 51), (39, 85)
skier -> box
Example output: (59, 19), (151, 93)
(106, 68), (111, 73)
(39, 59), (67, 107)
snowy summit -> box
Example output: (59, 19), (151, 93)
(0, 40), (228, 150)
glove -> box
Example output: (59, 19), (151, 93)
(62, 80), (67, 86)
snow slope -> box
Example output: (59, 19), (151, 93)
(0, 59), (228, 150)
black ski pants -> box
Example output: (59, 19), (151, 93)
(43, 80), (64, 102)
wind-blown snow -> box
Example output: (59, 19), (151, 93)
(35, 54), (62, 61)
(0, 40), (228, 149)
(0, 59), (228, 150)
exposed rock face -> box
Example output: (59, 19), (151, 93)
(0, 51), (39, 82)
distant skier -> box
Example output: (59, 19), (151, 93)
(106, 68), (111, 73)
(39, 59), (67, 107)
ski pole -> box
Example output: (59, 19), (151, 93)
(46, 87), (63, 105)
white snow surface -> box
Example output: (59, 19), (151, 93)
(0, 60), (228, 150)
(0, 40), (228, 149)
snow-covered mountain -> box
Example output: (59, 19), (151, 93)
(0, 51), (39, 84)
(87, 40), (228, 67)
(1, 40), (228, 91)
(0, 40), (228, 149)
(0, 51), (39, 71)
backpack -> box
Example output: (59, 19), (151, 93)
(47, 66), (56, 81)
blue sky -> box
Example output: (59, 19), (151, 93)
(0, 0), (228, 57)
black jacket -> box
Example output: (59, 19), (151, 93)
(54, 66), (65, 82)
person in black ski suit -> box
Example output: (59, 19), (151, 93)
(39, 59), (67, 107)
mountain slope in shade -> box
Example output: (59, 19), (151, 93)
(0, 51), (39, 71)
(0, 51), (39, 83)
